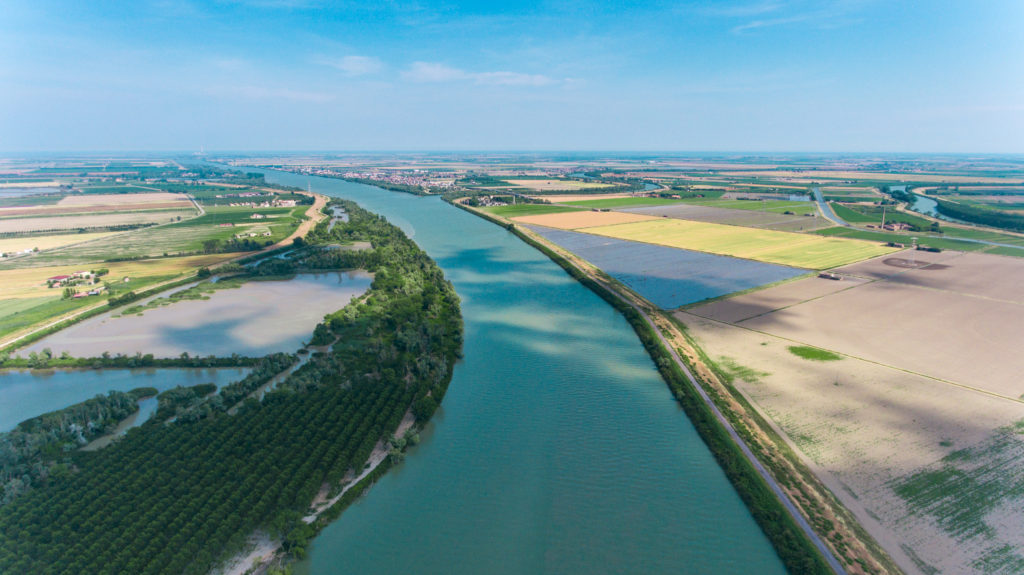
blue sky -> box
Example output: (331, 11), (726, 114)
(1, 1), (1021, 152)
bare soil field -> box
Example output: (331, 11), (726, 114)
(0, 181), (60, 189)
(687, 274), (868, 322)
(57, 192), (187, 206)
(0, 202), (191, 217)
(621, 203), (830, 232)
(675, 310), (1024, 575)
(0, 232), (119, 255)
(0, 210), (196, 233)
(690, 251), (1024, 399)
(510, 210), (658, 229)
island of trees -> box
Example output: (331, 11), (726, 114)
(0, 199), (463, 574)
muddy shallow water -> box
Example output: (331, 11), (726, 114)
(21, 271), (371, 358)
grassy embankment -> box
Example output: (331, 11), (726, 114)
(456, 201), (841, 575)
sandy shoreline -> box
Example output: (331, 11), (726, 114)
(215, 411), (417, 575)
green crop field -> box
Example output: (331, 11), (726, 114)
(981, 245), (1024, 257)
(682, 198), (818, 215)
(830, 203), (934, 228)
(0, 207), (300, 269)
(939, 227), (1024, 247)
(0, 297), (86, 339)
(813, 227), (993, 252)
(581, 218), (898, 269)
(564, 197), (686, 209)
(483, 204), (584, 217)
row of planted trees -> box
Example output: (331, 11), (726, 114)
(0, 199), (463, 574)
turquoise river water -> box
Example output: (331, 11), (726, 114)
(244, 169), (786, 575)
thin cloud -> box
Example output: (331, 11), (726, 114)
(476, 71), (553, 86)
(402, 62), (470, 82)
(706, 0), (872, 34)
(703, 1), (786, 18)
(402, 62), (554, 86)
(206, 85), (333, 103)
(326, 55), (384, 76)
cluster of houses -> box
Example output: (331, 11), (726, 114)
(865, 222), (911, 231)
(235, 229), (273, 239)
(219, 198), (297, 208)
(292, 166), (457, 190)
(0, 248), (35, 259)
(45, 270), (96, 288)
(46, 270), (110, 297)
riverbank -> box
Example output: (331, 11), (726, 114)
(217, 411), (418, 575)
(455, 199), (898, 574)
(0, 198), (463, 575)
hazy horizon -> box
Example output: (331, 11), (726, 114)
(3, 1), (1022, 154)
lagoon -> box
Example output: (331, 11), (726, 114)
(21, 272), (372, 358)
(0, 367), (249, 431)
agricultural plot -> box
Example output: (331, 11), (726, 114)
(511, 210), (658, 229)
(0, 255), (235, 300)
(680, 249), (1024, 575)
(829, 203), (934, 228)
(620, 203), (829, 232)
(501, 178), (615, 191)
(679, 198), (818, 215)
(815, 226), (998, 253)
(57, 191), (192, 208)
(527, 193), (636, 203)
(579, 218), (899, 269)
(0, 232), (118, 255)
(563, 197), (686, 209)
(482, 204), (583, 218)
(689, 250), (1024, 398)
(0, 210), (197, 233)
(0, 193), (194, 217)
(676, 311), (1024, 575)
(525, 226), (806, 308)
(0, 207), (301, 268)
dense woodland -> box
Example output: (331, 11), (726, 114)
(0, 200), (463, 574)
(933, 196), (1024, 231)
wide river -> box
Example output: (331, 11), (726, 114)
(242, 168), (785, 574)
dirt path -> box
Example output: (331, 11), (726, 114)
(271, 192), (327, 250)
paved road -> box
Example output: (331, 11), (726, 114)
(632, 304), (848, 575)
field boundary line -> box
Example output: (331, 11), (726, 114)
(680, 310), (1024, 406)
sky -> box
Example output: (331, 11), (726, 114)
(1, 0), (1022, 153)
